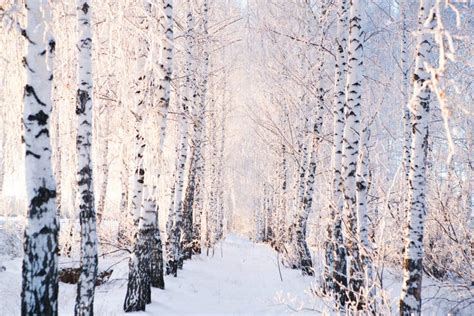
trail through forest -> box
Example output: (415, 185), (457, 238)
(137, 234), (315, 315)
(1, 233), (315, 315)
(1, 230), (466, 315)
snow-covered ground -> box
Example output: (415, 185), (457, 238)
(1, 234), (318, 315)
(0, 232), (472, 315)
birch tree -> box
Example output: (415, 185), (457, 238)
(146, 0), (175, 288)
(166, 183), (177, 275)
(165, 97), (190, 274)
(191, 0), (210, 255)
(124, 187), (155, 312)
(215, 103), (226, 242)
(399, 0), (436, 314)
(74, 1), (99, 315)
(341, 0), (364, 309)
(296, 1), (329, 277)
(181, 0), (197, 262)
(355, 128), (375, 311)
(21, 1), (59, 314)
(96, 119), (110, 225)
(325, 0), (349, 304)
(124, 0), (169, 310)
(53, 113), (62, 218)
(205, 95), (219, 253)
(170, 0), (194, 270)
(400, 0), (411, 191)
(399, 0), (412, 253)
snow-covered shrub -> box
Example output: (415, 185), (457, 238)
(0, 217), (24, 257)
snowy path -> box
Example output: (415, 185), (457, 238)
(1, 233), (471, 315)
(127, 234), (316, 315)
(1, 234), (317, 315)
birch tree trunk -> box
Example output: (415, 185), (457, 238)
(341, 0), (364, 309)
(181, 0), (197, 262)
(21, 1), (59, 314)
(53, 113), (62, 218)
(400, 0), (412, 255)
(171, 0), (194, 270)
(297, 2), (328, 277)
(399, 1), (435, 314)
(206, 97), (219, 253)
(150, 198), (165, 289)
(355, 128), (375, 312)
(215, 102), (226, 243)
(96, 122), (110, 225)
(117, 144), (130, 244)
(166, 183), (177, 276)
(400, 0), (411, 190)
(124, 0), (169, 310)
(74, 1), (99, 315)
(124, 188), (156, 312)
(327, 0), (349, 306)
(167, 85), (190, 271)
(275, 105), (290, 250)
(130, 127), (145, 225)
(130, 124), (145, 226)
(276, 141), (288, 249)
(157, 0), (174, 149)
(191, 0), (210, 255)
(149, 0), (174, 288)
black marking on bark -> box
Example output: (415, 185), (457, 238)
(49, 40), (56, 53)
(21, 29), (36, 44)
(76, 89), (89, 114)
(35, 128), (49, 139)
(26, 150), (41, 159)
(22, 57), (35, 73)
(31, 186), (56, 210)
(81, 2), (89, 14)
(24, 85), (47, 106)
(28, 110), (49, 126)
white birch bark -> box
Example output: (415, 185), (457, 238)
(74, 1), (99, 315)
(400, 0), (411, 187)
(206, 97), (219, 252)
(216, 101), (226, 242)
(124, 186), (156, 312)
(53, 114), (62, 218)
(157, 0), (174, 149)
(297, 2), (328, 277)
(168, 78), (191, 271)
(147, 0), (174, 289)
(341, 0), (364, 308)
(328, 1), (349, 305)
(191, 0), (209, 254)
(21, 1), (59, 314)
(171, 0), (193, 269)
(124, 1), (167, 310)
(399, 1), (435, 314)
(355, 128), (375, 311)
(117, 143), (130, 244)
(165, 183), (177, 275)
(96, 122), (110, 225)
(130, 126), (146, 225)
(181, 0), (197, 261)
(399, 0), (412, 256)
(129, 1), (150, 226)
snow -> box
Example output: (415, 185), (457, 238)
(0, 231), (472, 315)
(0, 234), (317, 315)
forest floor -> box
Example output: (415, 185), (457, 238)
(0, 225), (472, 315)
